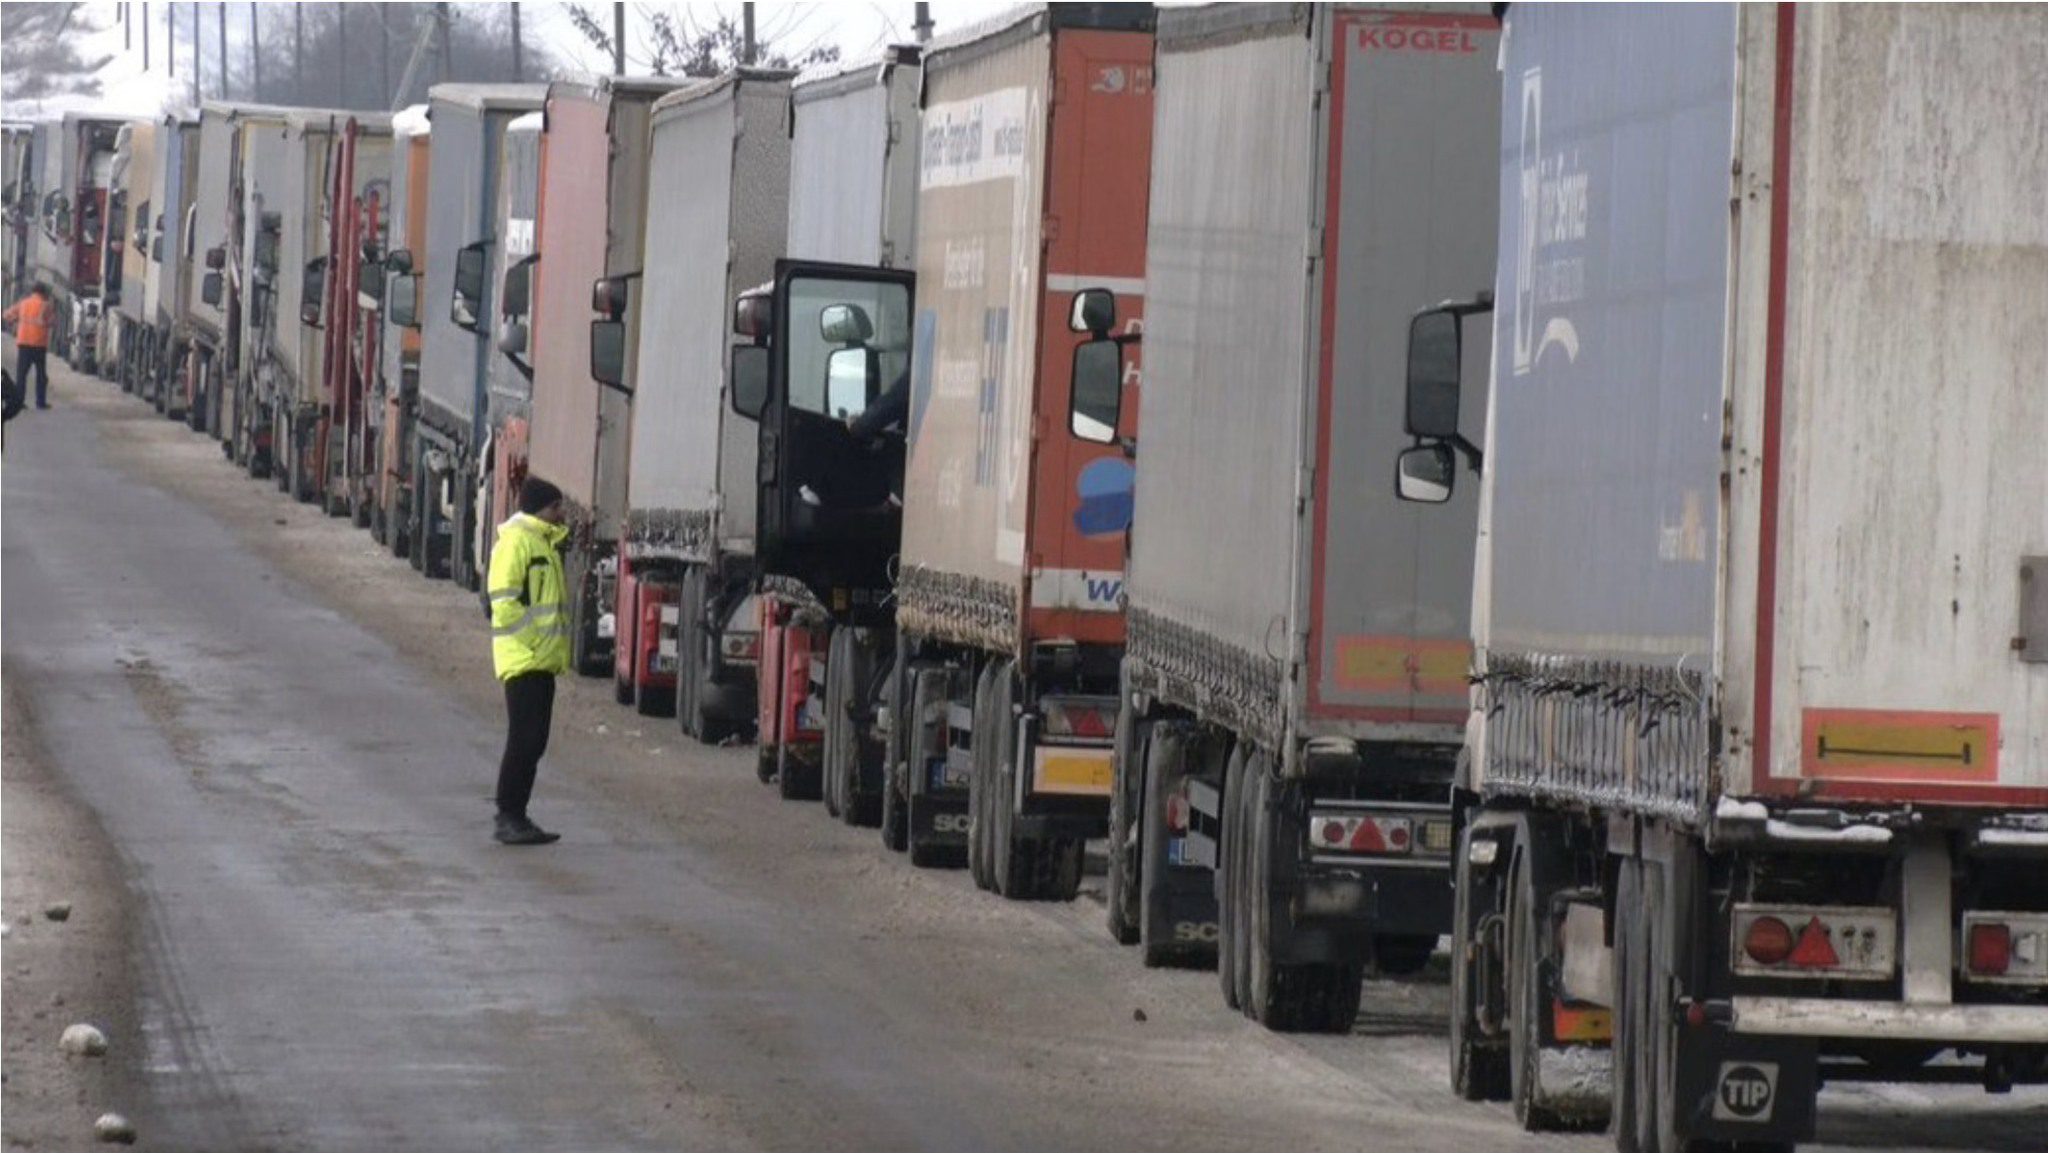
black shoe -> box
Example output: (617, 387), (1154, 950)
(35, 403), (50, 410)
(494, 814), (561, 846)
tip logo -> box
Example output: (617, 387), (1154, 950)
(1092, 67), (1127, 95)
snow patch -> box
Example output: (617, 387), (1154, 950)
(392, 104), (432, 137)
(1764, 819), (1893, 845)
(1716, 798), (1770, 822)
(1536, 1044), (1613, 1119)
(508, 111), (544, 135)
(1977, 828), (2048, 849)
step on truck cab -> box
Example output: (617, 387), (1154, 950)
(475, 110), (545, 594)
(884, 3), (1155, 897)
(1401, 4), (2048, 1145)
(736, 45), (923, 816)
(523, 75), (688, 687)
(616, 69), (794, 743)
(1095, 3), (1499, 1030)
(374, 105), (431, 560)
(416, 84), (546, 587)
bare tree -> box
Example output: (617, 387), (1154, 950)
(565, 3), (839, 78)
(2, 3), (116, 104)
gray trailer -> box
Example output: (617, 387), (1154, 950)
(106, 119), (155, 390)
(415, 83), (545, 587)
(735, 46), (923, 821)
(2, 123), (32, 302)
(616, 69), (791, 740)
(1096, 3), (1500, 1032)
(1401, 4), (2048, 1146)
(520, 75), (684, 683)
(374, 105), (431, 559)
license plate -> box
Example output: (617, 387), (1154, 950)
(932, 757), (969, 791)
(651, 655), (676, 674)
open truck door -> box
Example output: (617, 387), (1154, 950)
(744, 260), (914, 627)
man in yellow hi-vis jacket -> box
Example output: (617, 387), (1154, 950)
(488, 477), (572, 845)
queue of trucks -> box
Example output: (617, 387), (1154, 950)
(8, 5), (2042, 1151)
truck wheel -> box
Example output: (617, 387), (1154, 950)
(633, 674), (672, 718)
(756, 744), (778, 784)
(988, 663), (1082, 902)
(676, 569), (701, 737)
(1218, 744), (1246, 1009)
(880, 765), (909, 852)
(1139, 722), (1204, 966)
(1451, 827), (1511, 1102)
(615, 669), (635, 706)
(1244, 759), (1361, 1033)
(777, 740), (821, 802)
(967, 662), (998, 891)
(1105, 696), (1144, 946)
(1614, 855), (1647, 1152)
(1510, 855), (1573, 1131)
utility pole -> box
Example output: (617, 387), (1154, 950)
(294, 4), (304, 102)
(124, 3), (132, 52)
(248, 3), (259, 101)
(143, 3), (151, 72)
(191, 3), (200, 105)
(380, 6), (392, 107)
(217, 1), (228, 98)
(441, 3), (457, 80)
(913, 2), (933, 43)
(612, 3), (625, 75)
(743, 3), (757, 65)
(510, 3), (523, 82)
(337, 2), (348, 105)
(167, 1), (174, 80)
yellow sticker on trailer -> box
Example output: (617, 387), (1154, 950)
(1801, 709), (2000, 784)
(1033, 749), (1114, 796)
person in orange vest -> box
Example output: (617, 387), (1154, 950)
(3, 282), (54, 410)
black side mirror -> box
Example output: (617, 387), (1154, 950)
(1405, 309), (1462, 440)
(501, 253), (537, 318)
(389, 274), (420, 329)
(731, 343), (769, 421)
(360, 262), (385, 303)
(1396, 443), (1456, 504)
(204, 244), (226, 271)
(452, 242), (488, 332)
(734, 292), (772, 339)
(590, 319), (627, 390)
(386, 248), (414, 276)
(201, 271), (223, 307)
(498, 320), (529, 356)
(301, 257), (328, 328)
(592, 275), (628, 321)
(1069, 287), (1116, 336)
(1069, 339), (1124, 443)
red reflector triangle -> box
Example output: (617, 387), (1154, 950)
(1349, 820), (1388, 853)
(1790, 917), (1840, 968)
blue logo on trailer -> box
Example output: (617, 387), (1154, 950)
(1073, 457), (1135, 538)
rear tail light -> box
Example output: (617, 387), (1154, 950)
(1418, 819), (1456, 855)
(1041, 698), (1115, 740)
(1968, 923), (2012, 976)
(1310, 813), (1413, 856)
(1164, 791), (1189, 835)
(1731, 905), (1895, 979)
(1744, 916), (1795, 966)
(722, 632), (759, 661)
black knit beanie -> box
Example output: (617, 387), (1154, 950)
(519, 476), (564, 515)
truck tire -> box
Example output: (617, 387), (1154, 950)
(1510, 854), (1572, 1131)
(1105, 696), (1143, 946)
(1614, 855), (1648, 1153)
(1219, 744), (1247, 1009)
(756, 744), (778, 784)
(988, 663), (1084, 902)
(1451, 826), (1511, 1102)
(615, 673), (635, 706)
(777, 740), (821, 801)
(880, 762), (909, 852)
(828, 629), (879, 828)
(1139, 722), (1206, 967)
(1244, 759), (1361, 1033)
(967, 662), (998, 891)
(822, 631), (846, 819)
(905, 665), (962, 868)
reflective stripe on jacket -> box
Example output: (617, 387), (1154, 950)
(488, 512), (572, 680)
(3, 294), (52, 348)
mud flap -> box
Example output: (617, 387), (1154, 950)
(1676, 1028), (1817, 1144)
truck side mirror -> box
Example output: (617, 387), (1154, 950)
(1396, 443), (1455, 504)
(386, 247), (414, 276)
(731, 343), (769, 421)
(201, 270), (223, 307)
(1069, 339), (1123, 443)
(300, 257), (327, 328)
(733, 292), (772, 339)
(1069, 288), (1115, 336)
(389, 274), (420, 329)
(204, 244), (227, 270)
(590, 319), (627, 389)
(360, 261), (385, 303)
(819, 303), (872, 344)
(452, 241), (488, 332)
(1404, 308), (1462, 440)
(498, 319), (529, 356)
(502, 253), (537, 318)
(592, 275), (629, 321)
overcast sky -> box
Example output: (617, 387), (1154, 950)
(7, 1), (1023, 119)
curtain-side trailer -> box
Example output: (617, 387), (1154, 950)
(1400, 5), (2048, 1146)
(475, 110), (544, 588)
(374, 106), (431, 559)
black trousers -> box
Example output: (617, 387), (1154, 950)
(15, 345), (48, 407)
(497, 672), (556, 819)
